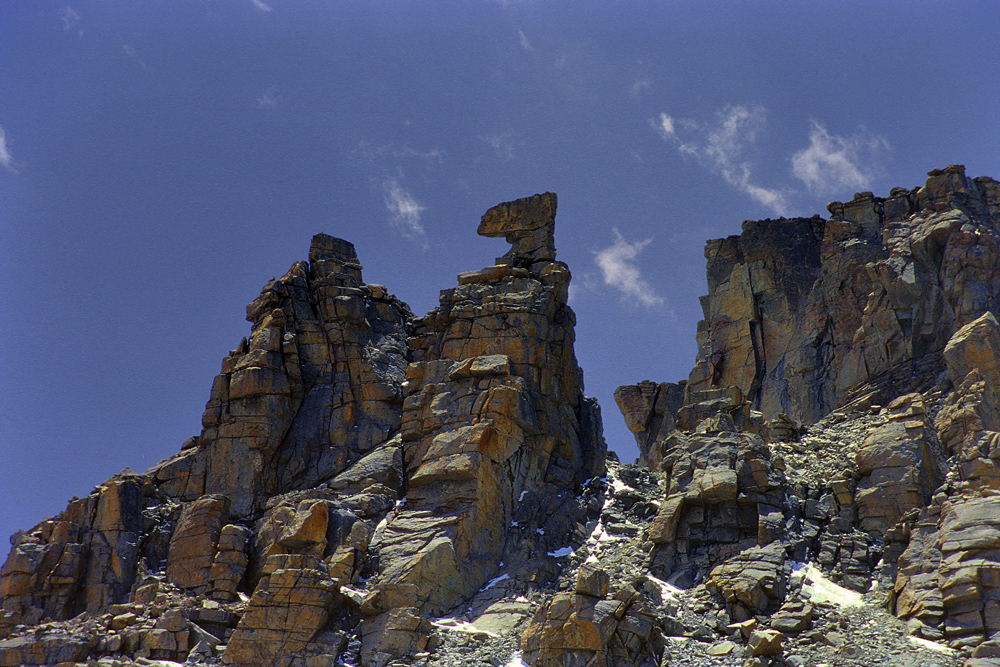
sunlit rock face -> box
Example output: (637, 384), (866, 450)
(0, 192), (606, 667)
(371, 191), (606, 618)
(620, 165), (1000, 450)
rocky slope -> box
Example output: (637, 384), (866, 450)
(4, 167), (1000, 667)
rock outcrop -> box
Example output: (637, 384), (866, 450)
(615, 165), (1000, 657)
(0, 193), (605, 667)
(621, 165), (1000, 451)
(8, 168), (1000, 666)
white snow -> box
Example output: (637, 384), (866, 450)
(791, 562), (863, 607)
(610, 477), (634, 495)
(432, 617), (499, 638)
(535, 528), (545, 535)
(644, 574), (680, 602)
(504, 651), (529, 667)
(483, 573), (510, 590)
(518, 490), (528, 502)
(908, 636), (957, 655)
(548, 546), (573, 558)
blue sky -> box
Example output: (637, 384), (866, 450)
(2, 1), (998, 544)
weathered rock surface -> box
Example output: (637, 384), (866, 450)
(7, 169), (1000, 666)
(1, 193), (606, 667)
(621, 165), (1000, 437)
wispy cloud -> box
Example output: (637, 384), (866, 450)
(518, 29), (535, 52)
(383, 178), (428, 248)
(60, 6), (82, 35)
(257, 87), (279, 109)
(121, 43), (148, 70)
(594, 229), (664, 309)
(482, 131), (517, 160)
(248, 0), (272, 12)
(654, 106), (790, 216)
(630, 79), (651, 98)
(0, 126), (19, 174)
(655, 112), (675, 140)
(792, 121), (888, 193)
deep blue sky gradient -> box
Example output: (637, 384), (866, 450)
(2, 1), (999, 544)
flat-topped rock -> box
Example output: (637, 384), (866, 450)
(478, 192), (558, 264)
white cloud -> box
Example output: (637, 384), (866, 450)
(655, 105), (789, 216)
(248, 0), (272, 12)
(655, 113), (675, 140)
(630, 79), (651, 98)
(593, 229), (664, 309)
(0, 126), (19, 174)
(383, 179), (428, 247)
(60, 6), (82, 34)
(257, 87), (278, 109)
(482, 131), (517, 160)
(791, 121), (888, 192)
(518, 29), (534, 52)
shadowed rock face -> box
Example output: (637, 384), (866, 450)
(0, 193), (605, 667)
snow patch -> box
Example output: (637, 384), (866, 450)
(791, 562), (863, 607)
(484, 573), (510, 590)
(610, 477), (634, 495)
(432, 617), (499, 638)
(908, 636), (957, 655)
(518, 490), (528, 502)
(645, 574), (680, 602)
(548, 546), (574, 558)
(504, 651), (528, 667)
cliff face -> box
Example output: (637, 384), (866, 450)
(619, 164), (1000, 469)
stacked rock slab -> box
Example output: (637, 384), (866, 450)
(365, 193), (606, 626)
(890, 311), (1000, 647)
(519, 564), (662, 667)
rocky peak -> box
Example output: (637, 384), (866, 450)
(620, 165), (1000, 470)
(0, 193), (606, 667)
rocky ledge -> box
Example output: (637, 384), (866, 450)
(4, 168), (1000, 667)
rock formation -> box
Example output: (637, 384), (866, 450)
(616, 165), (1000, 659)
(0, 193), (606, 667)
(6, 167), (1000, 667)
